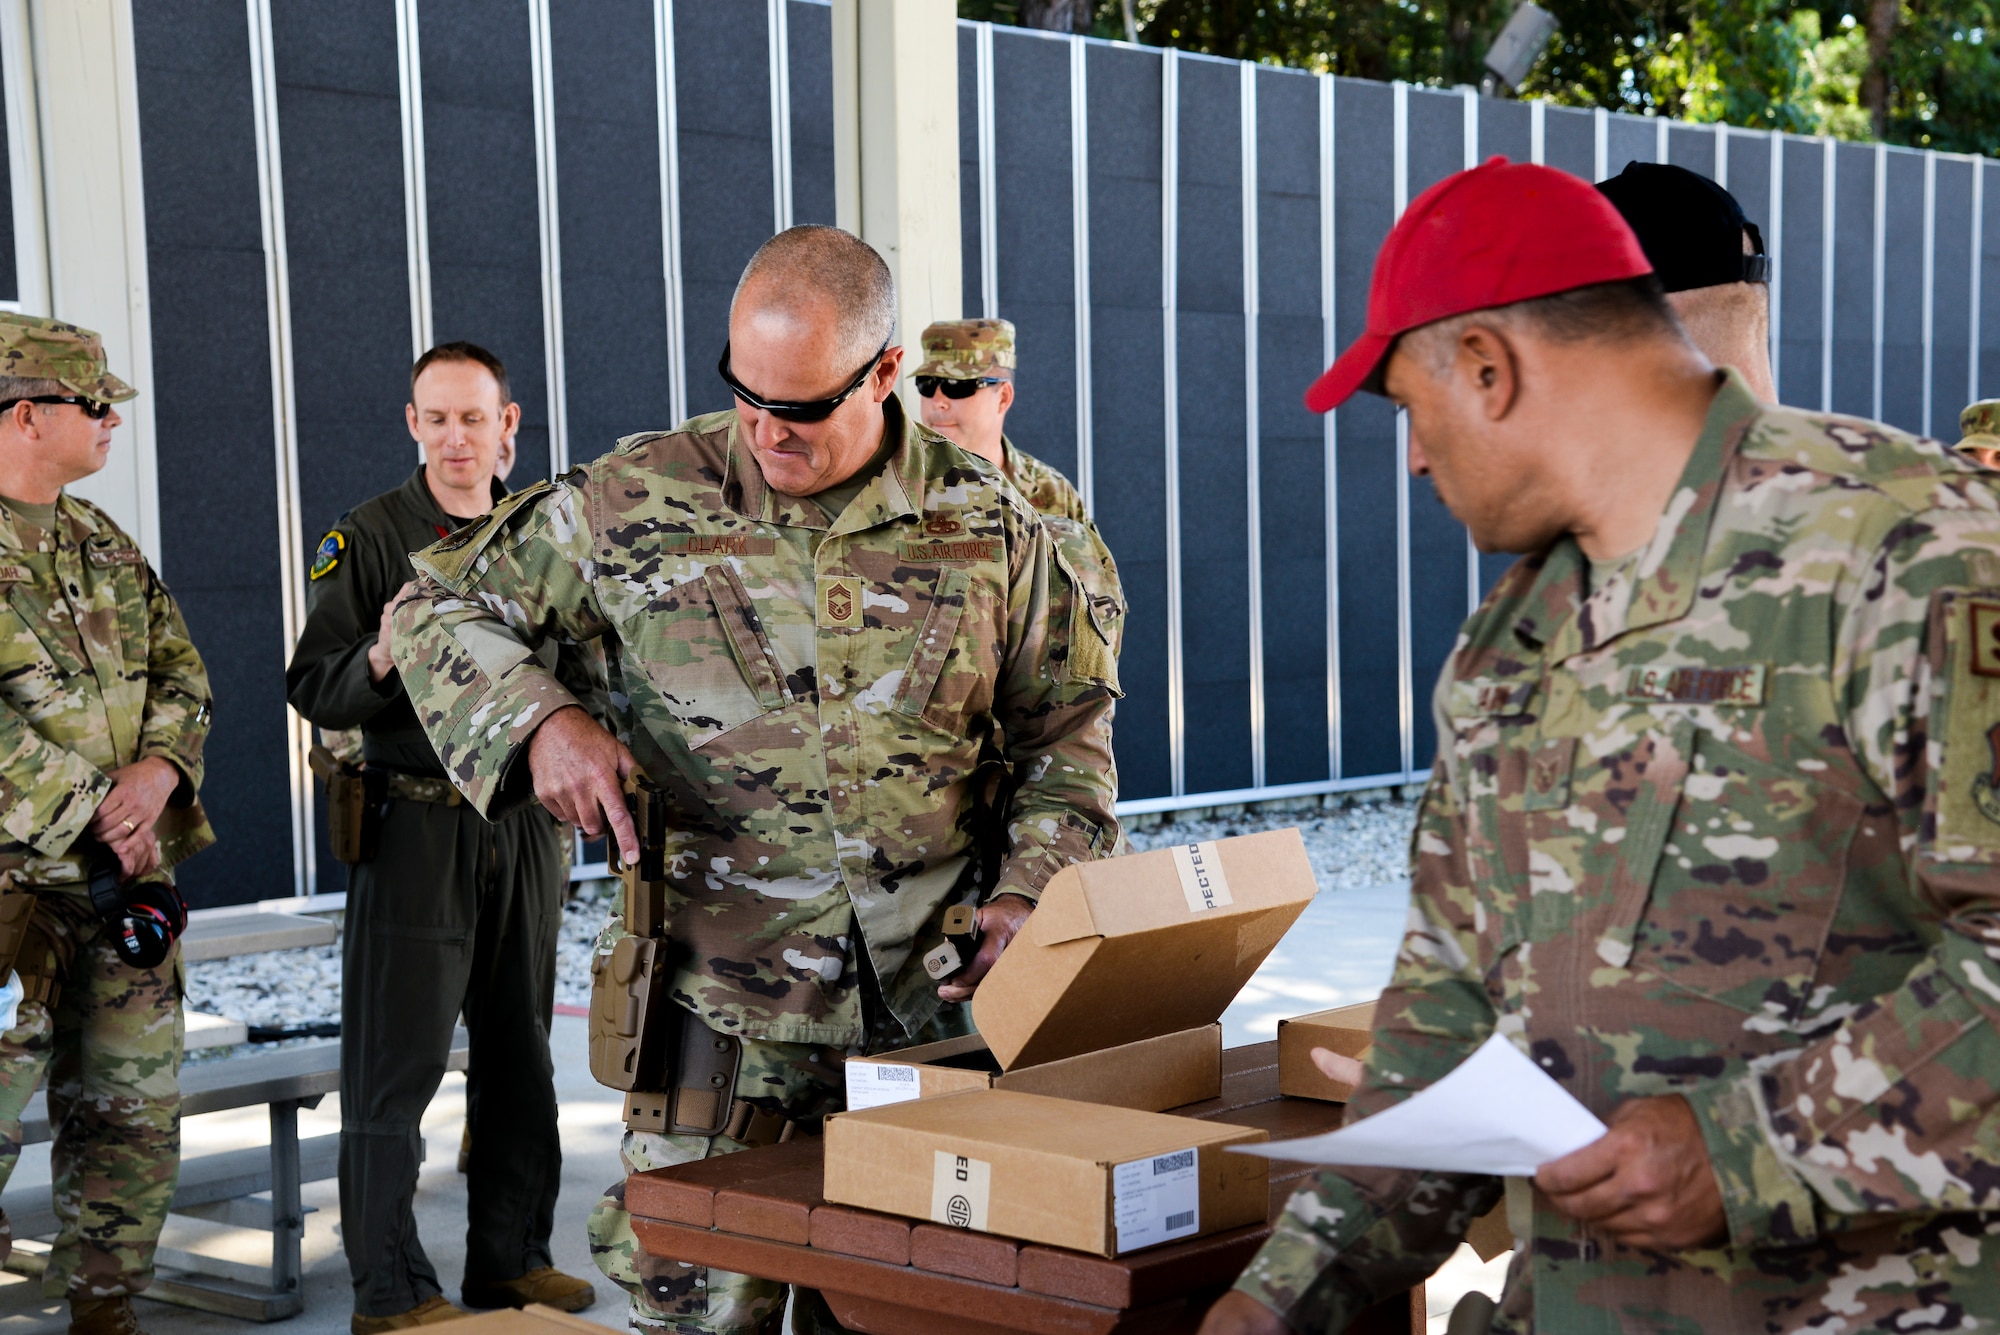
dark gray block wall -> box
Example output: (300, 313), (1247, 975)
(116, 10), (1998, 900)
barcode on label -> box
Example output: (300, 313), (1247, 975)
(876, 1066), (915, 1082)
(1153, 1150), (1195, 1175)
(1165, 1210), (1195, 1230)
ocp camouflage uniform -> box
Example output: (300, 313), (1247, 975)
(1237, 372), (2000, 1330)
(0, 469), (212, 1299)
(391, 396), (1121, 1332)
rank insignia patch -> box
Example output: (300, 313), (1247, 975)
(1969, 601), (2000, 677)
(821, 575), (861, 628)
(309, 530), (345, 581)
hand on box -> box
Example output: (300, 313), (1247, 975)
(935, 893), (1032, 1003)
(527, 704), (640, 864)
(1535, 1093), (1725, 1250)
(1197, 1291), (1291, 1335)
(1309, 1047), (1365, 1089)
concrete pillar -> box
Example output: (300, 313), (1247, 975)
(9, 0), (160, 562)
(832, 0), (961, 377)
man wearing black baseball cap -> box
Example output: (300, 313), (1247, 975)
(1598, 160), (1777, 403)
(1203, 157), (2000, 1332)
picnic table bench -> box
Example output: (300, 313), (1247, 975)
(627, 1041), (1423, 1335)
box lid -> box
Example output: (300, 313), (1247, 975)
(973, 828), (1318, 1069)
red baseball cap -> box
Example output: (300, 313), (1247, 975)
(1305, 156), (1653, 413)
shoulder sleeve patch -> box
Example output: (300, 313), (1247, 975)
(309, 529), (346, 581)
(1931, 591), (2000, 858)
(412, 479), (557, 591)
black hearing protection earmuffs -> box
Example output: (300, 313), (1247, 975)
(86, 854), (188, 970)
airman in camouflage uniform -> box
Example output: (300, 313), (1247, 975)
(1956, 398), (2000, 470)
(0, 317), (212, 1335)
(1211, 160), (2000, 1333)
(391, 227), (1121, 1334)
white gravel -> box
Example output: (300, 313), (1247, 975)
(182, 793), (1420, 1039)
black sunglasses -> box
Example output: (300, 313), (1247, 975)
(0, 395), (113, 420)
(717, 338), (890, 423)
(915, 376), (1005, 399)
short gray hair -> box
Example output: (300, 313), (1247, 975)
(732, 225), (897, 367)
(1399, 277), (1683, 380)
(0, 376), (66, 404)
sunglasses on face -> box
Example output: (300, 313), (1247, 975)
(0, 395), (113, 420)
(915, 376), (1005, 399)
(717, 338), (890, 423)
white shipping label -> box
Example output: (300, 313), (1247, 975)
(845, 1061), (923, 1111)
(929, 1150), (991, 1231)
(1171, 841), (1233, 913)
(1113, 1146), (1201, 1254)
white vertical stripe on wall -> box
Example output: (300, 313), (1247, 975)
(528, 0), (567, 476)
(653, 0), (686, 425)
(1319, 71), (1339, 784)
(1070, 36), (1093, 518)
(1392, 81), (1412, 780)
(1161, 48), (1184, 797)
(1240, 60), (1262, 789)
(767, 0), (792, 233)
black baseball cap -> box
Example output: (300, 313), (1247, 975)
(1595, 161), (1769, 293)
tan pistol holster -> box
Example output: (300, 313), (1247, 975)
(12, 894), (87, 1012)
(308, 745), (384, 864)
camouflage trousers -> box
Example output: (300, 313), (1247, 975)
(0, 904), (181, 1299)
(588, 1004), (970, 1334)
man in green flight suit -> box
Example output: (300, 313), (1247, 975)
(0, 315), (214, 1335)
(285, 342), (597, 1333)
(1204, 158), (2000, 1332)
(389, 225), (1123, 1334)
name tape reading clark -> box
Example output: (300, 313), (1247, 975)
(1171, 841), (1233, 914)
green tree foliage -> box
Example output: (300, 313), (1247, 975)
(957, 0), (2000, 154)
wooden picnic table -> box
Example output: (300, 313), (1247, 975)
(627, 1041), (1421, 1335)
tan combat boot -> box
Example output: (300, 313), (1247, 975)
(461, 1267), (596, 1313)
(350, 1294), (466, 1335)
(68, 1297), (143, 1335)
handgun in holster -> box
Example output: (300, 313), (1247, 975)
(307, 744), (385, 864)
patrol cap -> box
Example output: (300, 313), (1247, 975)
(1305, 157), (1652, 413)
(1959, 399), (2000, 451)
(0, 314), (136, 404)
(1595, 161), (1769, 293)
(916, 318), (1015, 380)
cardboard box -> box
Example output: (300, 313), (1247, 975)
(845, 1024), (1222, 1114)
(971, 828), (1319, 1069)
(447, 1305), (620, 1334)
(824, 1088), (1270, 1256)
(1277, 1001), (1377, 1102)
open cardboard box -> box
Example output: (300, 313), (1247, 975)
(1277, 1000), (1377, 1102)
(825, 1088), (1270, 1256)
(847, 829), (1319, 1114)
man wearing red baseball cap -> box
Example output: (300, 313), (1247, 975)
(1205, 158), (2000, 1332)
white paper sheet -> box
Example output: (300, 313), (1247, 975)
(1233, 1033), (1608, 1176)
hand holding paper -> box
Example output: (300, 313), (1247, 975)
(1233, 1033), (1607, 1176)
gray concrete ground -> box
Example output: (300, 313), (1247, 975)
(0, 797), (1502, 1333)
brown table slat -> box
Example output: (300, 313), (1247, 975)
(809, 1203), (913, 1266)
(713, 1159), (825, 1246)
(625, 1135), (823, 1229)
(912, 1222), (1023, 1287)
(1017, 1224), (1272, 1309)
(1220, 1040), (1278, 1079)
(633, 1216), (1138, 1335)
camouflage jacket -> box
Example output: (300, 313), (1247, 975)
(391, 399), (1121, 1046)
(1005, 437), (1124, 663)
(1239, 373), (2000, 1330)
(0, 495), (211, 890)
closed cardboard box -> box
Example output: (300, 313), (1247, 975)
(1277, 1001), (1377, 1102)
(824, 1089), (1269, 1256)
(845, 1025), (1222, 1114)
(971, 829), (1319, 1070)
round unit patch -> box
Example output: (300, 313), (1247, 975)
(309, 529), (346, 581)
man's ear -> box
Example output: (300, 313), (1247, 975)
(872, 344), (905, 402)
(995, 380), (1014, 415)
(405, 402), (421, 442)
(500, 400), (522, 436)
(1456, 324), (1520, 422)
